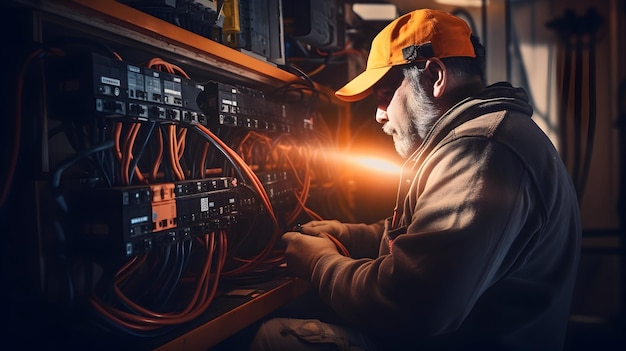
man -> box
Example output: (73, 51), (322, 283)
(250, 9), (581, 351)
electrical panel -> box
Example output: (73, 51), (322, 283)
(119, 0), (286, 64)
(2, 0), (353, 349)
(203, 81), (293, 133)
(222, 0), (285, 64)
(283, 0), (345, 51)
(47, 52), (206, 125)
(118, 0), (223, 42)
(65, 178), (237, 259)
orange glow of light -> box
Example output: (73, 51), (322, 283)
(349, 156), (402, 174)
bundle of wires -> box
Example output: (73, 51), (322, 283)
(26, 49), (355, 340)
(235, 130), (323, 225)
(90, 230), (227, 334)
(146, 57), (190, 79)
(192, 124), (281, 276)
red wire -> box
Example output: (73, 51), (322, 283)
(90, 230), (228, 330)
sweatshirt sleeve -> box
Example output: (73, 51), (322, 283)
(308, 137), (540, 336)
(343, 220), (385, 258)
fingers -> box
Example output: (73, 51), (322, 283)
(282, 231), (300, 242)
(301, 220), (333, 235)
(292, 223), (320, 236)
(300, 227), (321, 236)
(302, 220), (324, 227)
(282, 231), (333, 248)
(303, 219), (339, 227)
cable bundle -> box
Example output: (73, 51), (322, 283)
(90, 230), (227, 333)
(8, 48), (356, 342)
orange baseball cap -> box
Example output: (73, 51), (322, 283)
(335, 9), (476, 102)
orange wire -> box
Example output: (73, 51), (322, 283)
(121, 123), (140, 184)
(113, 122), (123, 160)
(198, 142), (209, 178)
(168, 124), (184, 180)
(147, 57), (190, 79)
(111, 233), (215, 321)
(176, 127), (187, 159)
(91, 230), (228, 330)
(194, 125), (280, 276)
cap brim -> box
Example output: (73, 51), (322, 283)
(335, 66), (392, 102)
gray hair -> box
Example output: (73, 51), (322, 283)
(401, 65), (442, 142)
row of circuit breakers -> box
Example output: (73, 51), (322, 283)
(48, 51), (310, 132)
(68, 173), (293, 258)
(69, 177), (238, 258)
(47, 52), (307, 258)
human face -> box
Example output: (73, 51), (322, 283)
(374, 67), (440, 158)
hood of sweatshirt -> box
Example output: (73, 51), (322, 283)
(406, 82), (534, 165)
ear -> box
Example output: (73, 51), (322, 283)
(423, 58), (447, 98)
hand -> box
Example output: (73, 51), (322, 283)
(282, 231), (339, 280)
(300, 220), (350, 246)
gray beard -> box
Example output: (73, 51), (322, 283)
(391, 84), (440, 158)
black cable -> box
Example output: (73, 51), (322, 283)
(229, 183), (268, 254)
(162, 239), (193, 306)
(76, 117), (114, 187)
(95, 118), (114, 187)
(191, 125), (248, 184)
(150, 245), (172, 293)
(188, 131), (203, 178)
(129, 121), (157, 184)
(51, 140), (115, 212)
(47, 140), (115, 306)
(159, 124), (174, 182)
(155, 241), (185, 306)
(49, 220), (75, 305)
(51, 140), (115, 189)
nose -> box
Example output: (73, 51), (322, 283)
(376, 107), (388, 124)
